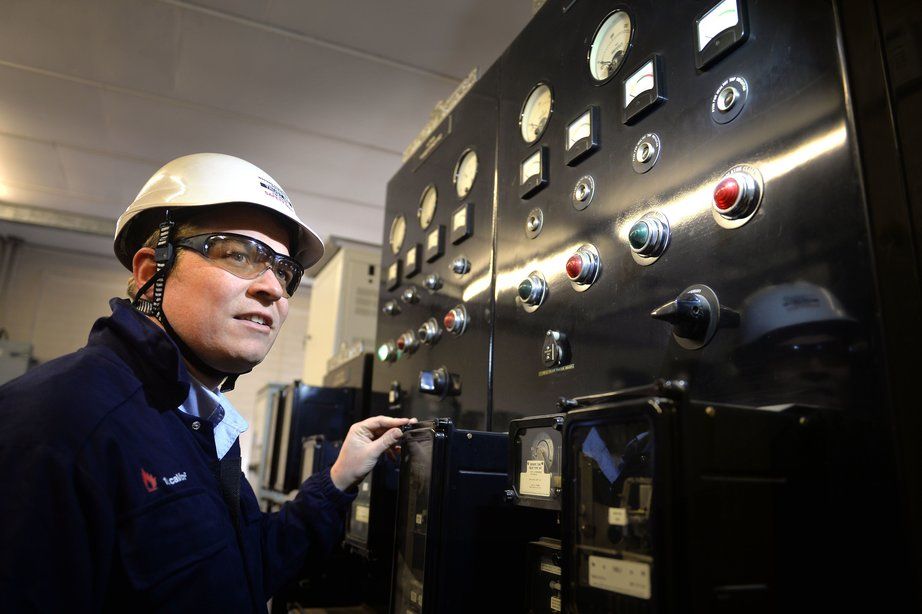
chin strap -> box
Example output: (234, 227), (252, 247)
(131, 212), (249, 392)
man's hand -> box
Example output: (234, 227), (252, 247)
(329, 415), (416, 491)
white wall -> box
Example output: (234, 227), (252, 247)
(0, 240), (311, 441)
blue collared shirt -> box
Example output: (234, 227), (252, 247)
(179, 375), (248, 460)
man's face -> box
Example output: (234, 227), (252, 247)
(160, 207), (293, 374)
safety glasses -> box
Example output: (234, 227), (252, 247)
(175, 233), (303, 297)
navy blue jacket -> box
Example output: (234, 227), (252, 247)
(0, 299), (355, 612)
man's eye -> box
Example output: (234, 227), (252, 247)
(223, 250), (251, 265)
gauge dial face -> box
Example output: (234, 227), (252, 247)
(697, 0), (739, 51)
(521, 149), (542, 184)
(624, 59), (655, 108)
(417, 184), (437, 229)
(589, 10), (632, 81)
(530, 433), (556, 472)
(389, 214), (406, 254)
(453, 150), (478, 199)
(519, 83), (553, 144)
(567, 110), (593, 149)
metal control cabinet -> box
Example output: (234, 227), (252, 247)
(560, 386), (891, 613)
(391, 419), (546, 613)
(373, 67), (500, 430)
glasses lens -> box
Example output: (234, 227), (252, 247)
(203, 235), (268, 277)
(274, 258), (302, 296)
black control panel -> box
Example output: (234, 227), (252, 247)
(371, 0), (922, 608)
(490, 0), (880, 429)
(373, 67), (500, 429)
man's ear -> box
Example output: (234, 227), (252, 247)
(132, 247), (157, 300)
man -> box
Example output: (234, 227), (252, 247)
(0, 153), (409, 611)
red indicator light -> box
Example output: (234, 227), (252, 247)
(566, 254), (584, 280)
(443, 311), (456, 330)
(714, 177), (740, 211)
(396, 337), (406, 350)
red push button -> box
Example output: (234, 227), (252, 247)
(396, 336), (406, 350)
(714, 177), (741, 211)
(443, 311), (456, 330)
(566, 254), (584, 280)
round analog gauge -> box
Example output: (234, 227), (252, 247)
(588, 10), (633, 82)
(529, 433), (555, 472)
(519, 83), (553, 144)
(417, 184), (437, 229)
(453, 149), (478, 199)
(389, 214), (406, 254)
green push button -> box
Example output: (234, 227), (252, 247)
(629, 221), (650, 251)
(518, 279), (533, 301)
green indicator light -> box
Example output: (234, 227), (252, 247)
(377, 343), (390, 362)
(518, 279), (533, 301)
(629, 221), (650, 250)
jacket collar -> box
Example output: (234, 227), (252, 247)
(87, 298), (191, 410)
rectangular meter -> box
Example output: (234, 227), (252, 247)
(424, 225), (445, 262)
(450, 202), (473, 245)
(565, 106), (600, 166)
(386, 260), (401, 291)
(520, 146), (549, 199)
(622, 55), (665, 124)
(392, 419), (542, 613)
(695, 0), (748, 69)
(405, 243), (421, 278)
(508, 413), (565, 510)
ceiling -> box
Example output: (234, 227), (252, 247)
(0, 0), (533, 266)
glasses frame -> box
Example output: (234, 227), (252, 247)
(174, 232), (303, 297)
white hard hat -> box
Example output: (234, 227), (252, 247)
(114, 153), (324, 269)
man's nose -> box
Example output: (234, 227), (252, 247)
(249, 266), (285, 300)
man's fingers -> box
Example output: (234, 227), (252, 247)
(372, 427), (404, 456)
(360, 415), (412, 432)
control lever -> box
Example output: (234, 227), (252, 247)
(651, 284), (737, 349)
(418, 366), (462, 398)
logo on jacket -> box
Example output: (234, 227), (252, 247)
(141, 468), (158, 493)
(164, 472), (187, 486)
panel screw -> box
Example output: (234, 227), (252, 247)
(705, 406), (716, 418)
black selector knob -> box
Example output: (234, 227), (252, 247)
(651, 284), (723, 350)
(418, 366), (462, 397)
